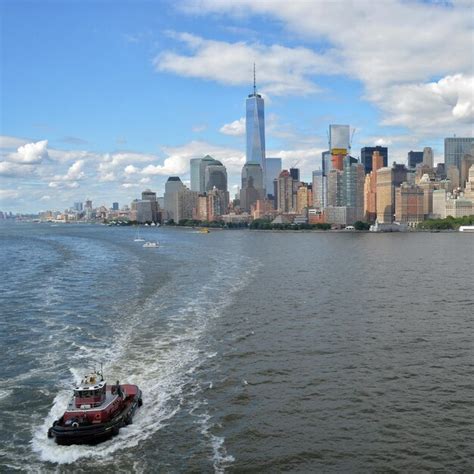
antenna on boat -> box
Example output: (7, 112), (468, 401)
(100, 362), (104, 381)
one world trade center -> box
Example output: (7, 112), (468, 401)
(246, 64), (266, 190)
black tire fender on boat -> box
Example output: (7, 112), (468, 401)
(47, 428), (53, 439)
(138, 398), (143, 407)
(125, 413), (132, 425)
(112, 425), (120, 435)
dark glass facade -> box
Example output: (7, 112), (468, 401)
(360, 146), (388, 174)
(407, 151), (424, 169)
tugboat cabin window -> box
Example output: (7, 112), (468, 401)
(76, 389), (102, 397)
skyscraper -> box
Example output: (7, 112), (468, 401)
(329, 125), (351, 154)
(164, 177), (185, 221)
(423, 147), (434, 168)
(408, 151), (424, 168)
(190, 155), (223, 193)
(327, 169), (344, 207)
(361, 146), (388, 174)
(445, 137), (473, 172)
(312, 170), (324, 209)
(376, 167), (394, 223)
(289, 168), (300, 182)
(277, 170), (295, 212)
(265, 158), (282, 197)
(190, 158), (202, 192)
(343, 160), (365, 222)
(364, 151), (385, 222)
(246, 65), (266, 187)
(141, 189), (159, 222)
(240, 162), (264, 211)
(205, 161), (227, 191)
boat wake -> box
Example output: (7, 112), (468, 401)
(31, 250), (257, 469)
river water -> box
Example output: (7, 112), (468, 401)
(0, 222), (472, 472)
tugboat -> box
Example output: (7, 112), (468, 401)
(47, 369), (142, 445)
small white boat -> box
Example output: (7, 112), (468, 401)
(143, 241), (159, 248)
(459, 225), (474, 232)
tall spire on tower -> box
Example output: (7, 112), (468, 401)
(253, 62), (256, 96)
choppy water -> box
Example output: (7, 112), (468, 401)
(0, 222), (473, 472)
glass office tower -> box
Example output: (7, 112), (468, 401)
(266, 158), (282, 197)
(246, 86), (266, 186)
(445, 137), (473, 170)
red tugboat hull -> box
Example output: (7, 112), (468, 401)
(48, 384), (142, 446)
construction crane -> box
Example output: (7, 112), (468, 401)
(350, 128), (356, 151)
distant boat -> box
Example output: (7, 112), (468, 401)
(199, 228), (210, 234)
(134, 227), (145, 242)
(143, 241), (159, 248)
(459, 225), (474, 232)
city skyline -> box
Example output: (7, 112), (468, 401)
(1, 0), (473, 213)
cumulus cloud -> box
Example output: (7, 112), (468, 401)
(48, 160), (85, 188)
(220, 117), (246, 136)
(375, 74), (474, 135)
(175, 0), (473, 135)
(8, 140), (49, 164)
(141, 140), (245, 176)
(155, 32), (339, 96)
(124, 164), (139, 175)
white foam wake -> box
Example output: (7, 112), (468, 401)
(31, 249), (258, 469)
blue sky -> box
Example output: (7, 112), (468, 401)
(1, 0), (473, 212)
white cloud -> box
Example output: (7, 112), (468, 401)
(99, 172), (116, 182)
(48, 148), (93, 164)
(48, 160), (85, 188)
(0, 161), (36, 177)
(8, 140), (49, 164)
(177, 0), (473, 136)
(375, 74), (474, 135)
(269, 147), (326, 176)
(0, 189), (20, 200)
(124, 164), (139, 175)
(0, 136), (31, 149)
(155, 32), (339, 96)
(220, 117), (245, 136)
(64, 160), (85, 180)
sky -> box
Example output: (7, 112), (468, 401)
(0, 0), (473, 213)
